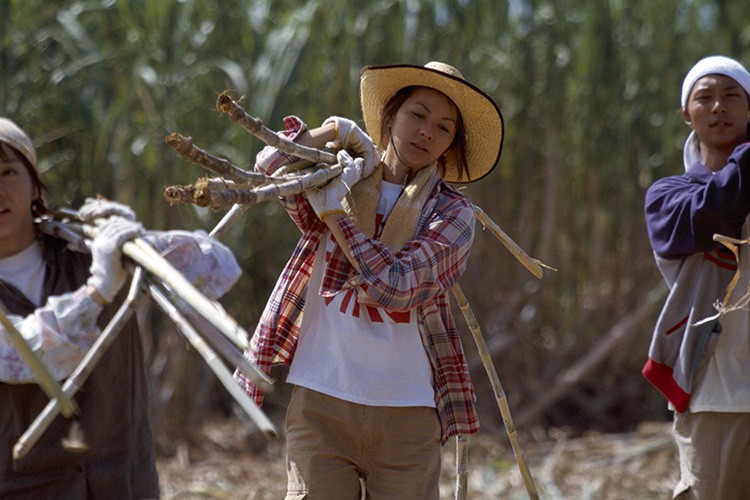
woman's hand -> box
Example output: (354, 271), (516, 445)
(78, 197), (136, 222)
(304, 150), (365, 220)
(322, 116), (379, 177)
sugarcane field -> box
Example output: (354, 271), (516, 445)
(3, 2), (750, 500)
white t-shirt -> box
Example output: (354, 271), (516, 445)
(690, 216), (750, 412)
(0, 241), (45, 306)
(287, 180), (435, 407)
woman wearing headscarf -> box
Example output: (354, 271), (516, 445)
(0, 117), (242, 498)
(235, 61), (504, 499)
(644, 56), (750, 499)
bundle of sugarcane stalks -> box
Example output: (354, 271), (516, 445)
(163, 92), (553, 499)
(9, 209), (279, 465)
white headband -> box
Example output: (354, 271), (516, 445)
(681, 56), (750, 172)
(681, 55), (750, 108)
(0, 117), (37, 171)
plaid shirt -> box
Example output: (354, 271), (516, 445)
(236, 117), (479, 443)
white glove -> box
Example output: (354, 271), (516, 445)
(305, 150), (366, 220)
(322, 116), (379, 178)
(78, 197), (136, 223)
(86, 219), (144, 303)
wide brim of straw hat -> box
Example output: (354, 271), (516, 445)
(360, 62), (503, 184)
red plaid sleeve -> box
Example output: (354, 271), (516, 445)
(328, 188), (475, 311)
(254, 115), (307, 175)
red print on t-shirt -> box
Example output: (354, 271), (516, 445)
(323, 219), (410, 324)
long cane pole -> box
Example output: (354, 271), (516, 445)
(0, 303), (79, 418)
(148, 283), (279, 438)
(454, 434), (469, 500)
(452, 284), (540, 500)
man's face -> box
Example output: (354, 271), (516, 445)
(682, 74), (750, 164)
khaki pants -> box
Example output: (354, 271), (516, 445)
(285, 386), (442, 500)
(673, 411), (750, 500)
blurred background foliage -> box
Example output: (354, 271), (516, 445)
(2, 0), (750, 453)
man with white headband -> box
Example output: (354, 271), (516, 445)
(644, 55), (750, 498)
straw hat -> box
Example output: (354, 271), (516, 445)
(360, 61), (503, 183)
(0, 117), (37, 171)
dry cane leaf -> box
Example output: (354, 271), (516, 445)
(696, 234), (750, 325)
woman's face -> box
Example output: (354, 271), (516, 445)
(682, 74), (750, 164)
(0, 142), (38, 258)
(385, 87), (458, 173)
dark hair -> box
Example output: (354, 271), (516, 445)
(0, 142), (49, 216)
(379, 86), (470, 181)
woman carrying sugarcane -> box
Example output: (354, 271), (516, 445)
(0, 117), (242, 498)
(235, 62), (503, 499)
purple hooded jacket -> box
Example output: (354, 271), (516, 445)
(643, 142), (750, 411)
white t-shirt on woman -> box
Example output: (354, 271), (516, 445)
(287, 180), (435, 407)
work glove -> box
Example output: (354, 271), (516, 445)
(322, 116), (379, 179)
(86, 218), (144, 303)
(304, 150), (366, 220)
(78, 197), (136, 223)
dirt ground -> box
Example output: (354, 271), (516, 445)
(156, 418), (678, 499)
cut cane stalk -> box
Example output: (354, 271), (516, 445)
(211, 204), (248, 240)
(149, 283), (278, 438)
(164, 164), (343, 208)
(0, 304), (79, 419)
(164, 177), (252, 208)
(124, 238), (258, 361)
(162, 183), (197, 206)
(165, 129), (317, 181)
(216, 92), (337, 166)
(164, 132), (266, 184)
(36, 217), (272, 388)
(35, 217), (89, 253)
(473, 205), (550, 279)
(149, 280), (268, 389)
(452, 284), (540, 500)
(454, 434), (469, 500)
(714, 233), (745, 310)
(169, 100), (552, 278)
(61, 420), (88, 453)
